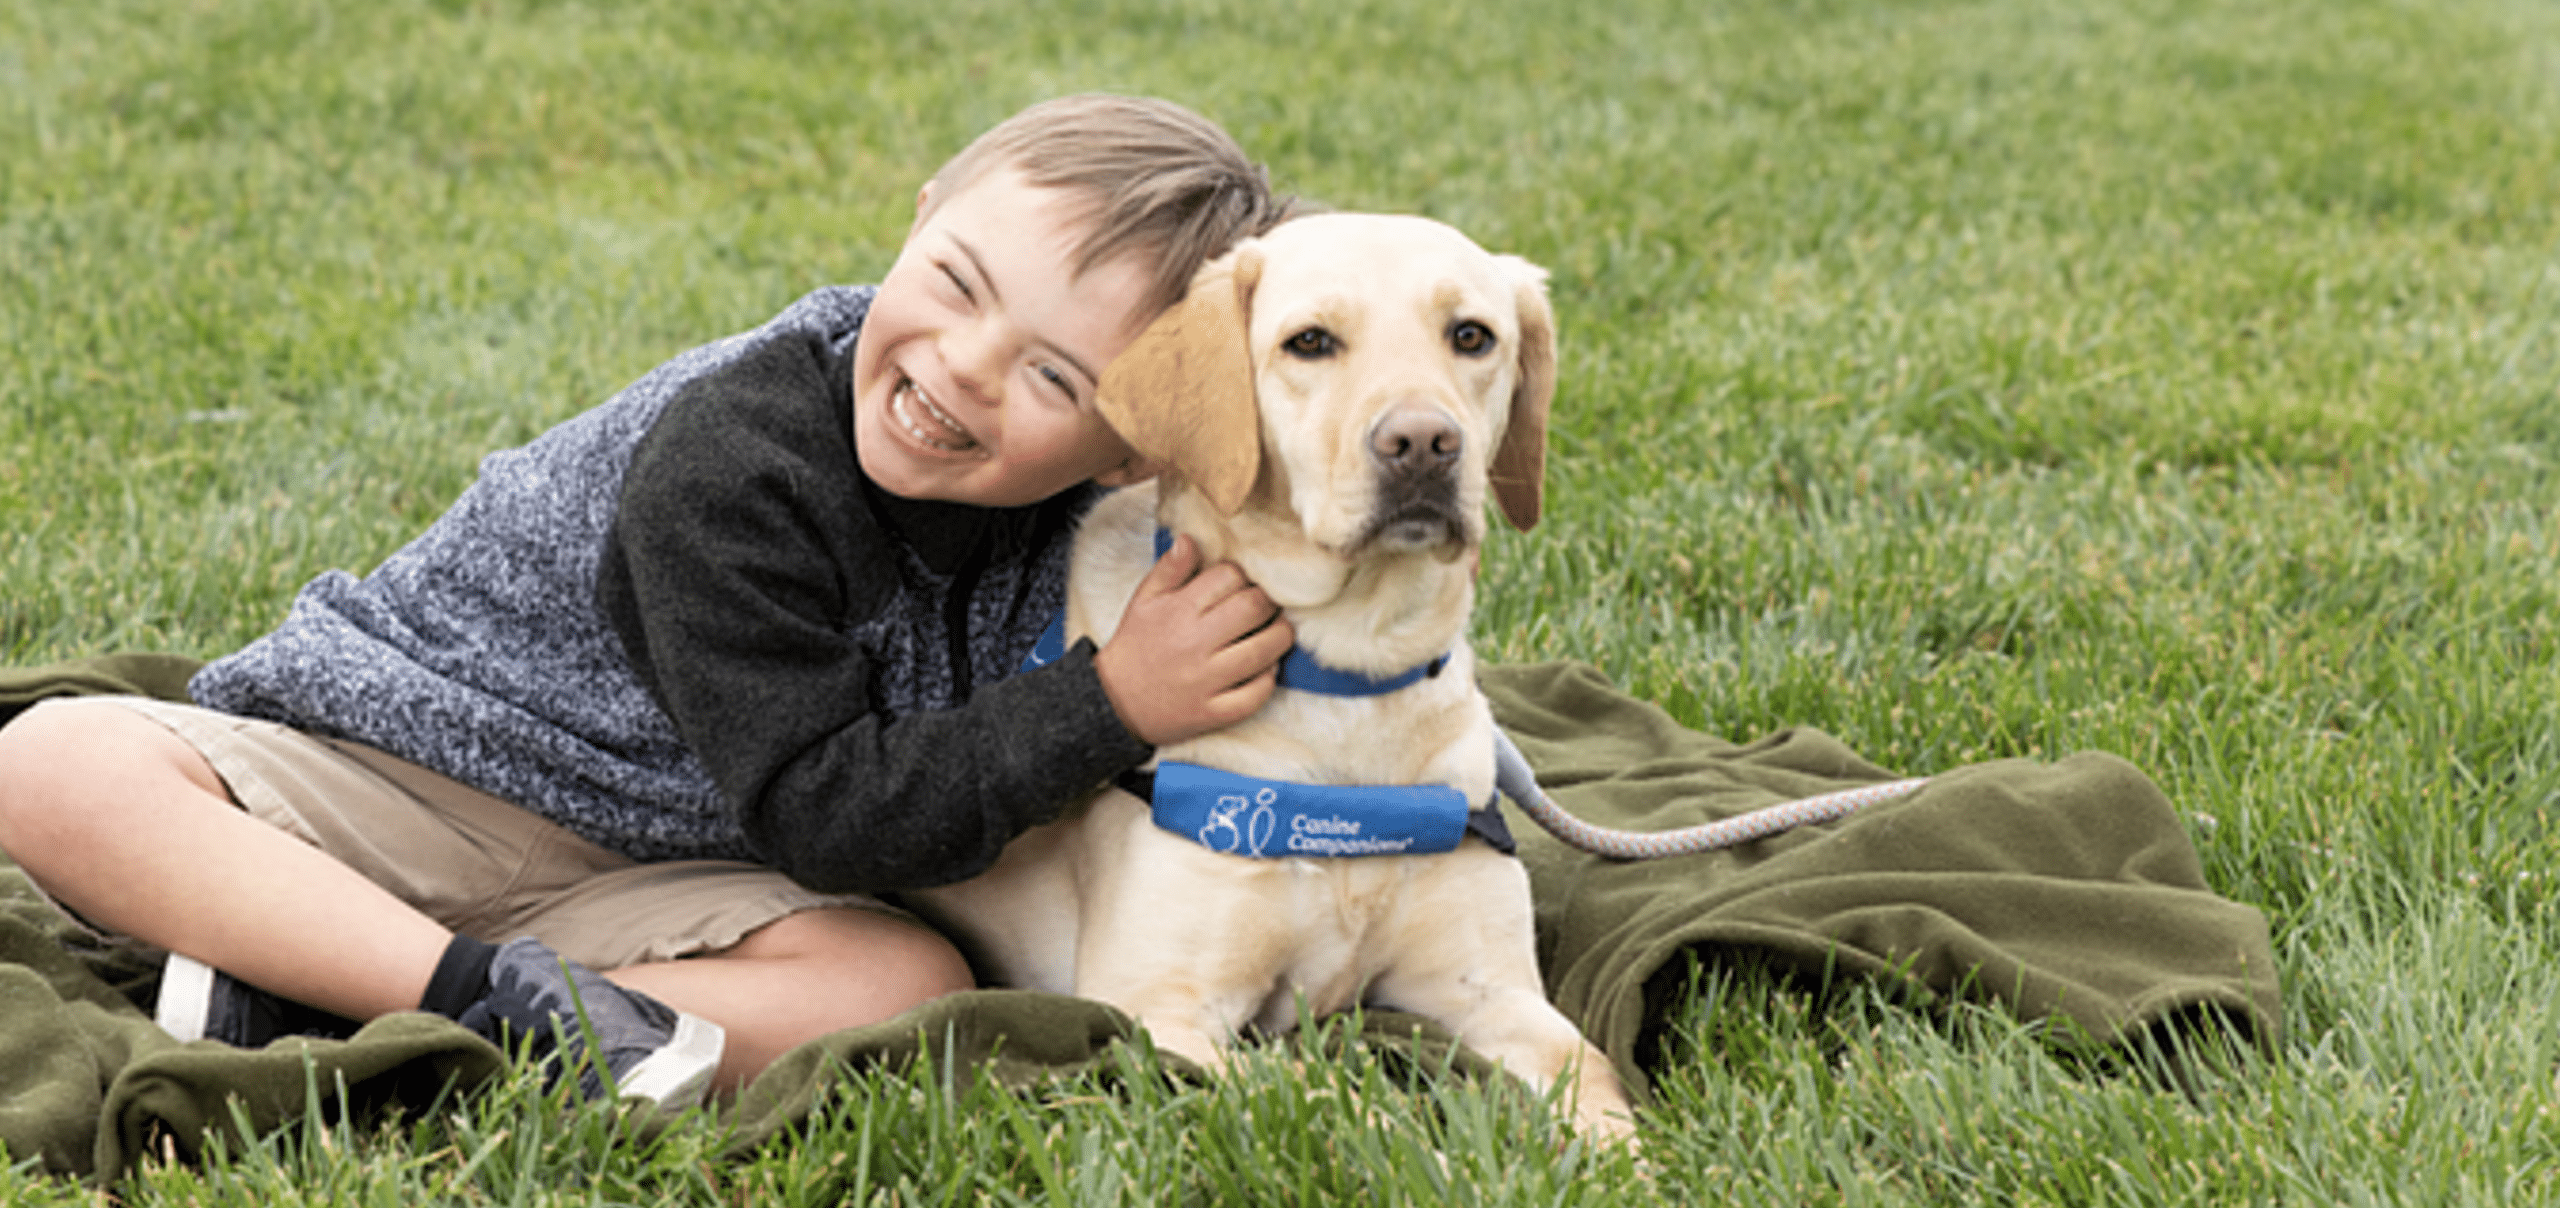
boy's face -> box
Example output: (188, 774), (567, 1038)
(851, 169), (1159, 508)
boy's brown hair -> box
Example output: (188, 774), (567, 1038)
(925, 94), (1293, 316)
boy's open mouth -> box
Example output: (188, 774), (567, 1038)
(891, 375), (983, 456)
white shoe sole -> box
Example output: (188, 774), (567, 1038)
(614, 1010), (725, 1109)
(155, 952), (217, 1042)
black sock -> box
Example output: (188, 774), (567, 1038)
(419, 934), (500, 1021)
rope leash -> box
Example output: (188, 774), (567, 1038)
(1491, 730), (1931, 861)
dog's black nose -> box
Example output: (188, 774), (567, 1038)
(1371, 408), (1463, 473)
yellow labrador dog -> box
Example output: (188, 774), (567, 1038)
(907, 213), (1634, 1142)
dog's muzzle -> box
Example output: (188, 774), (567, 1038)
(1358, 406), (1473, 554)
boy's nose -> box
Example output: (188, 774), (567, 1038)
(942, 322), (1010, 405)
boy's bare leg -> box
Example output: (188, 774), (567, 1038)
(0, 699), (449, 1020)
(0, 701), (972, 1092)
(607, 907), (975, 1092)
(0, 701), (972, 1089)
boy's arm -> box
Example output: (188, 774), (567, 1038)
(600, 332), (1151, 893)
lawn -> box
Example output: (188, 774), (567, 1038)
(6, 0), (2560, 1202)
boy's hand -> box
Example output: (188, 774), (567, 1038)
(1094, 534), (1295, 747)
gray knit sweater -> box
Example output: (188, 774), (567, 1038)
(191, 286), (1151, 892)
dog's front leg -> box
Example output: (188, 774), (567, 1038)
(1369, 858), (1639, 1145)
(1373, 962), (1637, 1143)
(1078, 964), (1265, 1075)
(1067, 800), (1291, 1073)
(1072, 900), (1287, 1073)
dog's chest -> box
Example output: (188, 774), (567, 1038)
(1221, 852), (1428, 1024)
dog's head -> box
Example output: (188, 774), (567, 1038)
(1096, 213), (1552, 560)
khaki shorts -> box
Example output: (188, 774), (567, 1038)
(97, 696), (901, 972)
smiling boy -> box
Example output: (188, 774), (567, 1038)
(0, 94), (1295, 1105)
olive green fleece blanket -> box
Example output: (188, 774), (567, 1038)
(0, 654), (2279, 1181)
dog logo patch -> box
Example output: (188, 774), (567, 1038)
(1198, 786), (1281, 856)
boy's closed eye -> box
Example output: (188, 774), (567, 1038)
(1035, 363), (1080, 404)
(938, 262), (976, 305)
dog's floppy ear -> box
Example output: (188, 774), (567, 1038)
(1097, 246), (1264, 515)
(1490, 256), (1553, 531)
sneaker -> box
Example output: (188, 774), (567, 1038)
(456, 937), (724, 1110)
(154, 952), (362, 1047)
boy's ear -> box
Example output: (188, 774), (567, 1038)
(1096, 245), (1264, 515)
(1488, 255), (1553, 531)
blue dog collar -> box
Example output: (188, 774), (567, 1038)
(1015, 528), (1450, 696)
(1276, 646), (1448, 695)
(1119, 762), (1516, 858)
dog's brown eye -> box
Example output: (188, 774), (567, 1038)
(1449, 320), (1496, 357)
(1283, 327), (1339, 359)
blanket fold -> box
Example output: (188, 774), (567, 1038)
(0, 654), (2279, 1180)
(1479, 661), (2280, 1087)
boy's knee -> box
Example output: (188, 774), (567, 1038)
(840, 911), (978, 1003)
(0, 699), (221, 849)
(866, 916), (978, 1003)
(5, 698), (158, 771)
(746, 906), (977, 1002)
(0, 700), (95, 818)
(0, 697), (67, 761)
(0, 702), (90, 861)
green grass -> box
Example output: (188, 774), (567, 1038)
(7, 0), (2560, 1201)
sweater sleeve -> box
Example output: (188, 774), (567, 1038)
(596, 330), (1153, 892)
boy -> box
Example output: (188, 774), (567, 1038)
(0, 94), (1297, 1106)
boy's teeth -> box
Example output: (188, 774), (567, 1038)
(893, 378), (978, 452)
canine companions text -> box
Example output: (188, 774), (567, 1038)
(907, 213), (1635, 1142)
